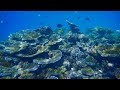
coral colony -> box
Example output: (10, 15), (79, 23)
(0, 20), (120, 79)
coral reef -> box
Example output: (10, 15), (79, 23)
(0, 20), (120, 79)
(81, 67), (94, 76)
(96, 44), (120, 57)
(33, 50), (62, 65)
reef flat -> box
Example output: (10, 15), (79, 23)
(0, 21), (120, 79)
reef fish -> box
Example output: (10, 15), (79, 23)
(66, 20), (80, 33)
(57, 24), (63, 28)
(85, 17), (90, 21)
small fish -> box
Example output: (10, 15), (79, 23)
(85, 17), (90, 21)
(57, 24), (63, 28)
(66, 20), (79, 27)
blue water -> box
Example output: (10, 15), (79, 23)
(0, 11), (120, 41)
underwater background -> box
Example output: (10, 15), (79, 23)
(0, 11), (120, 41)
(0, 11), (120, 79)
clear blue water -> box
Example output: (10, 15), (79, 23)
(0, 11), (120, 41)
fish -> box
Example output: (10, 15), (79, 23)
(66, 20), (79, 27)
(57, 24), (63, 28)
(85, 17), (90, 21)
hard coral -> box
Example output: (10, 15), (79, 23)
(81, 67), (94, 76)
(33, 50), (62, 65)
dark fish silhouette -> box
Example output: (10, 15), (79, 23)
(66, 20), (80, 33)
(57, 24), (63, 28)
(66, 20), (79, 27)
(85, 17), (90, 21)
